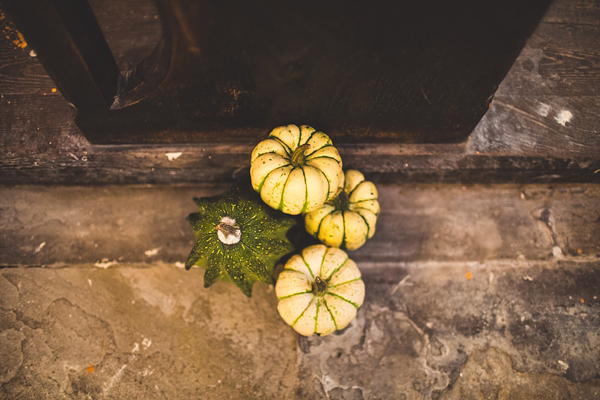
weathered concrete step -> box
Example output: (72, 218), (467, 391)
(1, 260), (598, 399)
(1, 184), (598, 266)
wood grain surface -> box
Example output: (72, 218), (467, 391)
(0, 0), (599, 184)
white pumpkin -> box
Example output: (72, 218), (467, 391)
(305, 170), (379, 250)
(275, 244), (365, 336)
(250, 124), (343, 215)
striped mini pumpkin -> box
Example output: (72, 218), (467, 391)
(305, 170), (379, 251)
(250, 124), (343, 215)
(275, 245), (365, 336)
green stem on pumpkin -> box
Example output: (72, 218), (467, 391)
(313, 276), (327, 294)
(333, 189), (350, 211)
(291, 144), (311, 167)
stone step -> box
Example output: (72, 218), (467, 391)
(1, 260), (598, 398)
(1, 184), (599, 267)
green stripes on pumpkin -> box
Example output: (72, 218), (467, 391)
(341, 210), (347, 249)
(347, 180), (368, 198)
(326, 292), (359, 309)
(355, 211), (371, 238)
(299, 253), (315, 279)
(305, 143), (333, 157)
(278, 169), (294, 211)
(315, 167), (331, 200)
(323, 297), (339, 331)
(314, 299), (320, 333)
(292, 297), (315, 327)
(301, 168), (308, 213)
(327, 277), (363, 289)
(325, 257), (349, 282)
(256, 163), (291, 194)
(277, 291), (312, 300)
(268, 135), (292, 156)
(303, 129), (318, 148)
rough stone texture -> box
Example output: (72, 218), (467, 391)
(1, 184), (599, 266)
(1, 260), (599, 399)
(0, 181), (599, 398)
(0, 267), (298, 399)
(296, 260), (600, 399)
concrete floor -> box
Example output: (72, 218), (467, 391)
(1, 184), (599, 399)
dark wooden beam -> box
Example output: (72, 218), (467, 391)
(3, 0), (121, 114)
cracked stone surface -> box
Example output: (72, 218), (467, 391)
(0, 260), (598, 399)
(298, 260), (600, 399)
(0, 183), (599, 398)
(0, 267), (298, 399)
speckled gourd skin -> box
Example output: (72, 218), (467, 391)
(185, 182), (296, 297)
(275, 245), (365, 336)
(250, 124), (343, 215)
(305, 170), (380, 251)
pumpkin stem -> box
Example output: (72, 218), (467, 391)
(313, 276), (327, 294)
(333, 189), (350, 211)
(215, 216), (241, 245)
(291, 144), (311, 167)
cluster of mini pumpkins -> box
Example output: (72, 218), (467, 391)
(186, 124), (380, 336)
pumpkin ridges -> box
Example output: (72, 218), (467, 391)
(278, 168), (294, 211)
(251, 153), (291, 192)
(326, 292), (359, 309)
(346, 179), (366, 198)
(281, 168), (307, 214)
(351, 198), (379, 204)
(318, 212), (344, 247)
(299, 251), (316, 280)
(292, 297), (316, 327)
(322, 297), (339, 331)
(185, 228), (219, 269)
(341, 211), (347, 249)
(277, 290), (312, 300)
(325, 256), (349, 282)
(314, 299), (320, 334)
(301, 127), (319, 147)
(306, 153), (340, 163)
(305, 143), (332, 158)
(276, 245), (364, 336)
(350, 201), (380, 216)
(187, 182), (296, 297)
(327, 277), (363, 289)
(302, 166), (330, 213)
(217, 248), (254, 297)
(203, 256), (224, 287)
(343, 170), (365, 194)
(251, 138), (290, 162)
(270, 125), (300, 153)
(313, 207), (331, 238)
(306, 158), (342, 199)
(300, 168), (308, 214)
(316, 246), (333, 280)
(298, 125), (316, 148)
(349, 181), (378, 203)
(353, 210), (372, 240)
(237, 243), (272, 283)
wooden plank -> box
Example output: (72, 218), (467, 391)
(495, 25), (600, 97)
(1, 142), (599, 185)
(1, 0), (599, 183)
(543, 0), (600, 26)
(469, 95), (600, 157)
(2, 0), (552, 144)
(3, 0), (121, 112)
(468, 0), (600, 158)
(87, 0), (161, 71)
